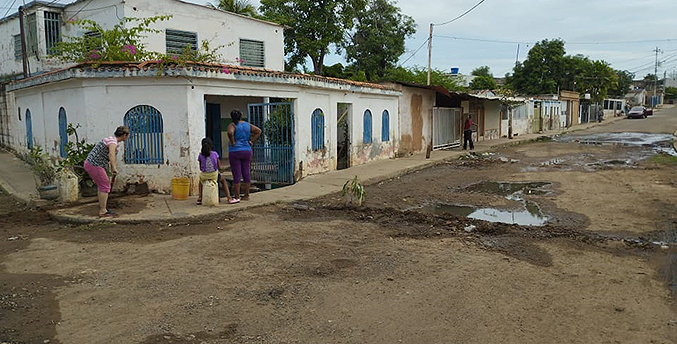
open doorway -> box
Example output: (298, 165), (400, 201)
(337, 103), (351, 170)
(205, 103), (222, 156)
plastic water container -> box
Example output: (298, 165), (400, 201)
(171, 177), (190, 200)
(202, 180), (219, 206)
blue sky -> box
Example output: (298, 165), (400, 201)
(15, 0), (677, 79)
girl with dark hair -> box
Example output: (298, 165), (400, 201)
(197, 137), (234, 205)
(84, 125), (130, 217)
(227, 109), (261, 201)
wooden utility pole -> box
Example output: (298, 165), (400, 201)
(18, 6), (28, 78)
(427, 23), (433, 85)
(653, 46), (660, 110)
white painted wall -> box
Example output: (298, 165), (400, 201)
(127, 0), (284, 70)
(8, 68), (400, 191)
(11, 77), (196, 192)
(1, 0), (284, 76)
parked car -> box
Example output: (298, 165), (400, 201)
(645, 107), (653, 116)
(627, 106), (648, 119)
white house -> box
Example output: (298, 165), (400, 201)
(1, 0), (400, 193)
(5, 62), (400, 192)
(0, 0), (285, 77)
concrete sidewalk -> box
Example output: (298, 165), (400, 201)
(0, 149), (40, 204)
(0, 116), (623, 224)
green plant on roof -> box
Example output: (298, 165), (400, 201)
(51, 15), (172, 66)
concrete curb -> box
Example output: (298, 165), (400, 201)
(47, 199), (284, 225)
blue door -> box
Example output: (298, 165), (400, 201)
(58, 108), (68, 158)
(206, 103), (222, 156)
(25, 109), (33, 150)
(248, 102), (295, 184)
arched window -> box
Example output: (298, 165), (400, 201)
(381, 110), (390, 142)
(363, 109), (372, 144)
(25, 109), (33, 150)
(58, 107), (68, 158)
(124, 105), (164, 164)
(311, 108), (324, 151)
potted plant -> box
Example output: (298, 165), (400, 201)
(57, 123), (97, 197)
(28, 147), (59, 200)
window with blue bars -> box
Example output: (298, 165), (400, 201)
(363, 110), (372, 144)
(311, 108), (324, 151)
(124, 105), (164, 164)
(381, 110), (390, 142)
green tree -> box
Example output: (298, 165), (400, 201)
(343, 0), (416, 81)
(470, 75), (497, 90)
(207, 0), (257, 17)
(471, 65), (493, 78)
(381, 66), (461, 91)
(507, 39), (566, 94)
(665, 86), (677, 100)
(608, 70), (634, 97)
(260, 0), (353, 74)
(643, 73), (658, 90)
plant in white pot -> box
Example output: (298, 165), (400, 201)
(28, 147), (59, 200)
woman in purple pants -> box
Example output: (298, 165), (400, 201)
(227, 109), (261, 201)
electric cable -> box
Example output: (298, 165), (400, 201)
(399, 37), (430, 66)
(434, 0), (488, 26)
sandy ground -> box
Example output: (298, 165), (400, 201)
(1, 111), (676, 344)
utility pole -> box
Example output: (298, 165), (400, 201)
(18, 6), (28, 78)
(653, 46), (660, 110)
(427, 23), (433, 86)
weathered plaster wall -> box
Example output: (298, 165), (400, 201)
(0, 0), (284, 76)
(386, 84), (435, 156)
(128, 0), (285, 70)
(483, 101), (501, 140)
(11, 77), (194, 192)
(511, 103), (531, 137)
(0, 0), (124, 76)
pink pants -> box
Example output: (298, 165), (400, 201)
(84, 160), (111, 193)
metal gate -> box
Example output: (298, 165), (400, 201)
(248, 102), (295, 184)
(433, 107), (461, 149)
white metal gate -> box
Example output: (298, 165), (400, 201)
(433, 107), (462, 149)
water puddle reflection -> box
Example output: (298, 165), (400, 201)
(413, 182), (551, 226)
(418, 201), (548, 226)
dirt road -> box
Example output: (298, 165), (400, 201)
(1, 108), (676, 344)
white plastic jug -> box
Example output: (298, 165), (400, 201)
(202, 180), (219, 206)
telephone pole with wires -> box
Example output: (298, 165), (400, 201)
(426, 0), (488, 85)
(653, 46), (662, 110)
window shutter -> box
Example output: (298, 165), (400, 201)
(239, 39), (265, 68)
(165, 29), (198, 55)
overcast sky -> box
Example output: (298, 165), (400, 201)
(21, 0), (677, 79)
(188, 0), (677, 79)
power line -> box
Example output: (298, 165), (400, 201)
(66, 0), (94, 21)
(400, 37), (430, 66)
(2, 0), (18, 18)
(434, 0), (488, 26)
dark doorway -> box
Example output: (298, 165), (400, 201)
(337, 103), (351, 170)
(205, 103), (222, 156)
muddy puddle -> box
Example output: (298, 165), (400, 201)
(411, 182), (551, 226)
(557, 132), (677, 156)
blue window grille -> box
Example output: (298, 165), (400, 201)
(363, 109), (372, 144)
(58, 107), (67, 158)
(311, 108), (324, 151)
(381, 110), (390, 142)
(124, 105), (164, 164)
(25, 109), (33, 150)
